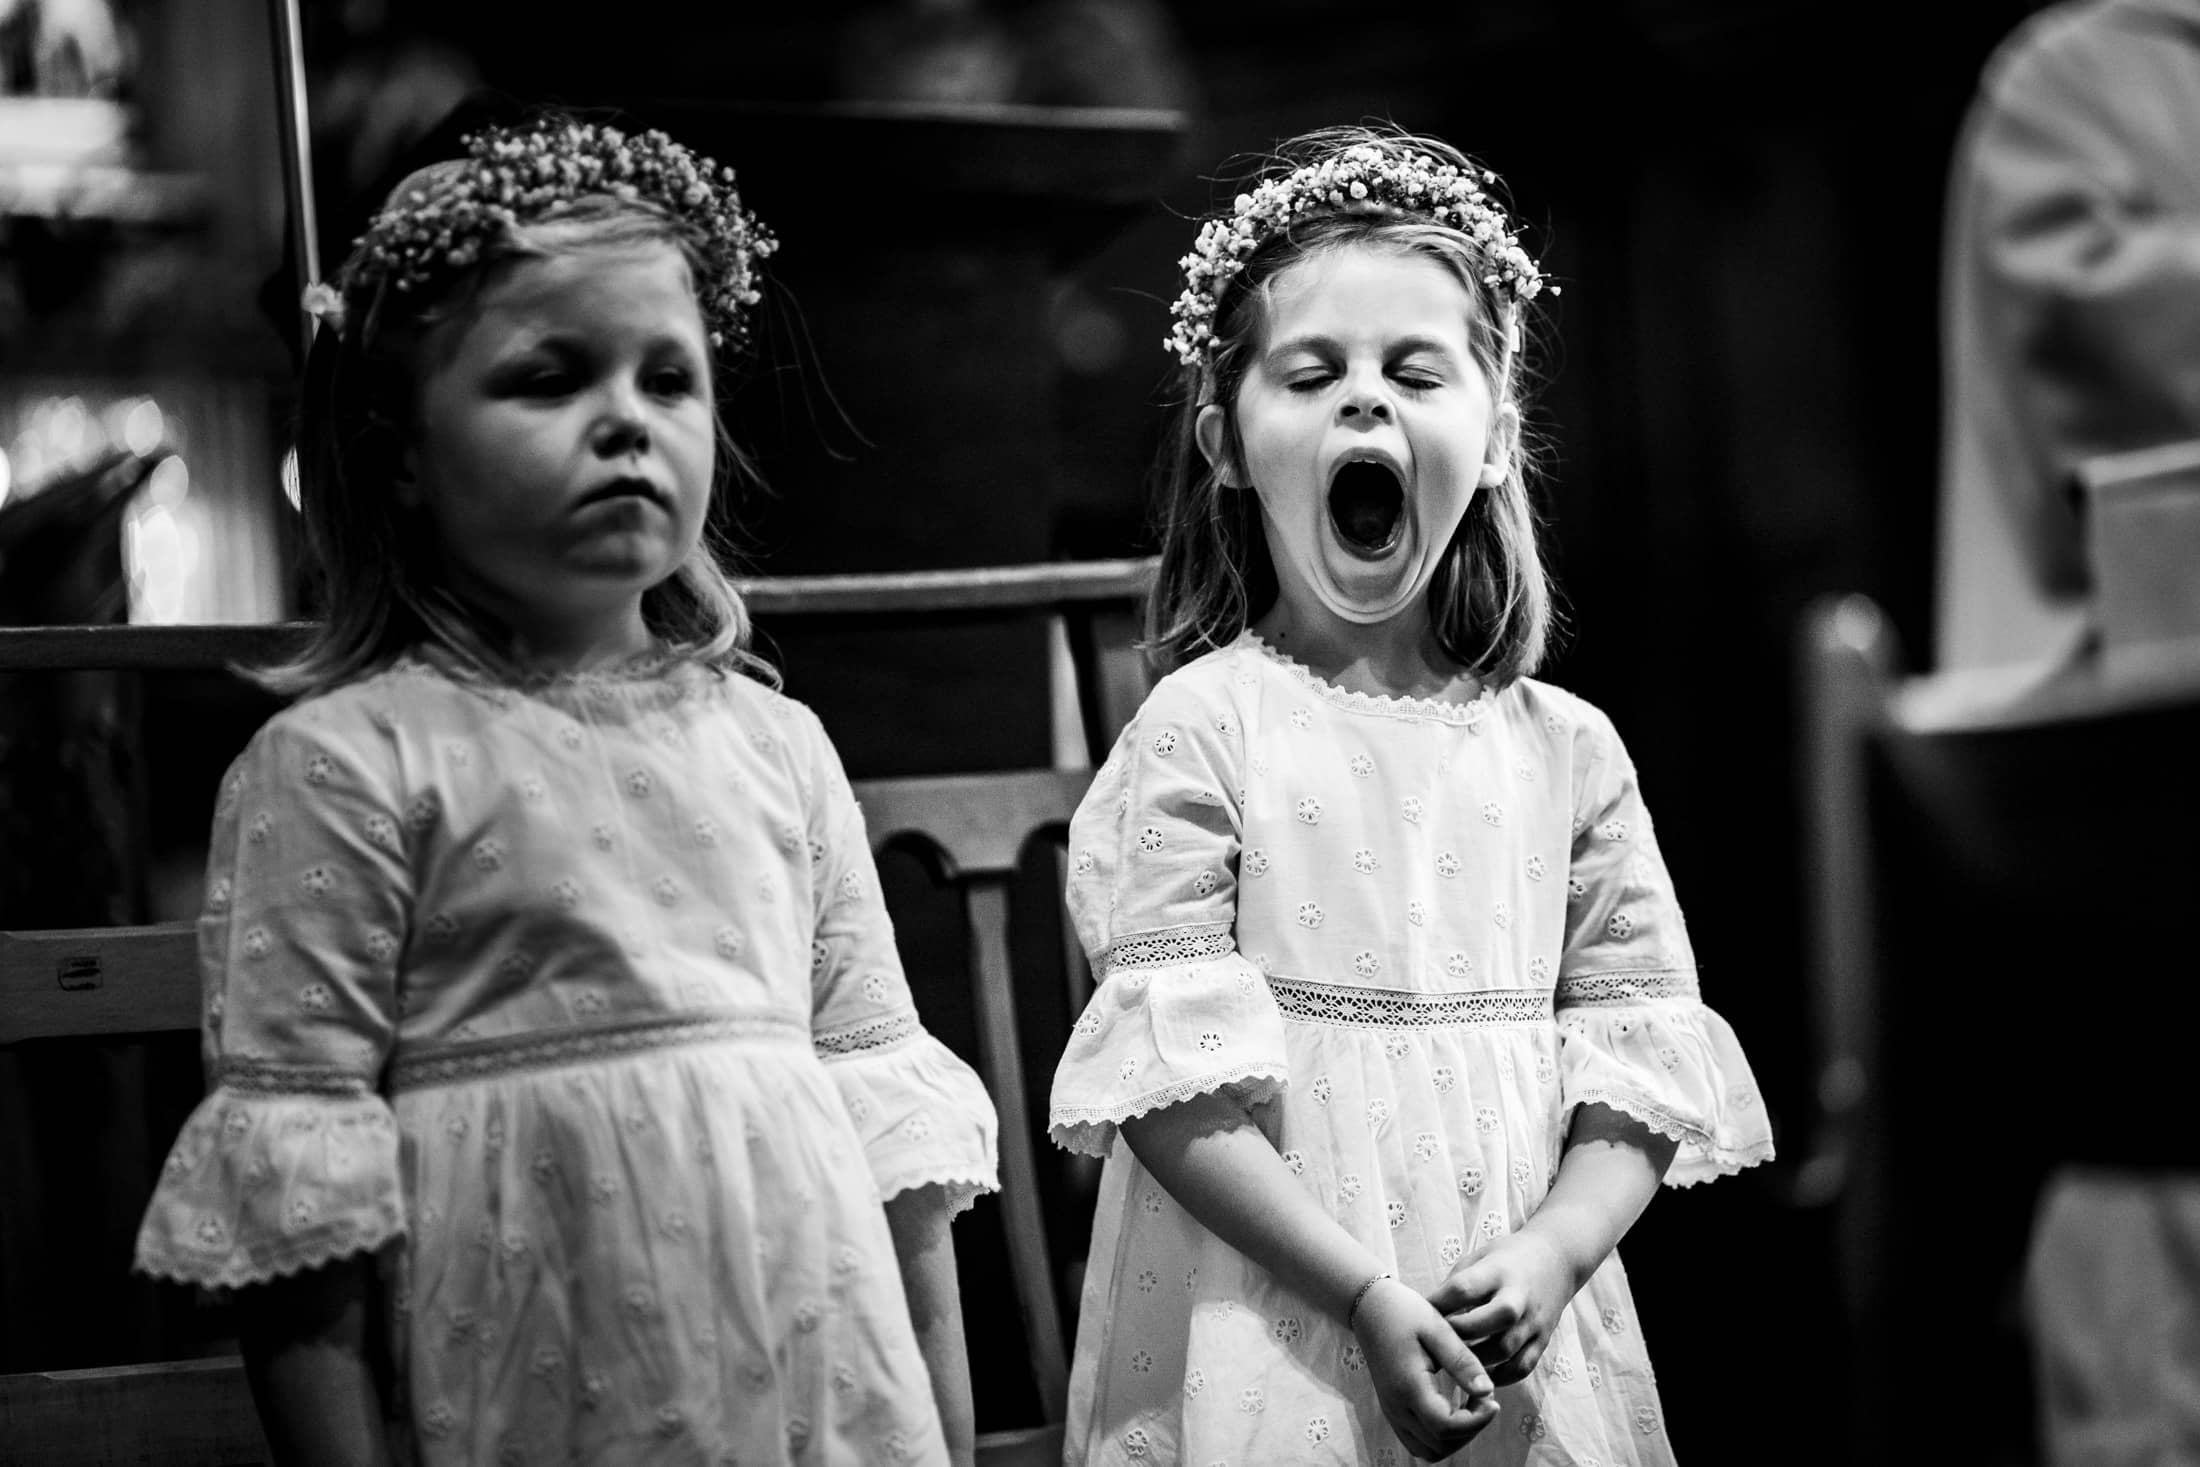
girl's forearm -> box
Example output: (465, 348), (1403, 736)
(234, 1256), (393, 1467)
(1524, 1101), (1680, 1290)
(884, 1183), (976, 1464)
(1121, 1091), (1386, 1322)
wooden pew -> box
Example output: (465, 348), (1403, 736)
(1794, 593), (2200, 1463)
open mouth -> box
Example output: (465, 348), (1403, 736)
(1327, 459), (1406, 557)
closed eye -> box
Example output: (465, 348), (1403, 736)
(647, 366), (698, 398)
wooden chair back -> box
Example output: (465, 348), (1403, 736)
(1795, 593), (2200, 1462)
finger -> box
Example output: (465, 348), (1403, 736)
(1426, 1263), (1495, 1316)
(1485, 1333), (1546, 1388)
(1421, 1322), (1494, 1398)
(1425, 1392), (1503, 1457)
(1416, 1275), (1487, 1319)
(1447, 1299), (1517, 1344)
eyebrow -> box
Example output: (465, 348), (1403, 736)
(1265, 332), (1462, 361)
(501, 327), (702, 358)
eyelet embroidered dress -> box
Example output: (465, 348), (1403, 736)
(1050, 634), (1772, 1466)
(135, 655), (999, 1466)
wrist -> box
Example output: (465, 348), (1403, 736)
(1343, 1269), (1397, 1333)
(1516, 1212), (1600, 1294)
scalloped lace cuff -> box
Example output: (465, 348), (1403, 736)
(1556, 994), (1774, 1189)
(133, 1084), (405, 1290)
(1048, 944), (1288, 1157)
(829, 1032), (1000, 1213)
(1050, 1062), (1289, 1158)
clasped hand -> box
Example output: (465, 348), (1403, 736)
(1427, 1227), (1577, 1387)
(1353, 1226), (1577, 1461)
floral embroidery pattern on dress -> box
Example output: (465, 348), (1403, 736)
(1481, 801), (1505, 826)
(1243, 849), (1270, 876)
(1152, 729), (1179, 757)
(1348, 753), (1374, 777)
(1137, 827), (1165, 853)
(1435, 851), (1461, 878)
(1296, 901), (1325, 928)
(1606, 912), (1636, 939)
(1295, 797), (1323, 824)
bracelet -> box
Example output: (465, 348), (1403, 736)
(1344, 1270), (1395, 1331)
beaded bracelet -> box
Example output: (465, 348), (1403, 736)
(1345, 1270), (1395, 1332)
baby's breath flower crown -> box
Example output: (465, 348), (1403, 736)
(1167, 138), (1549, 368)
(313, 118), (776, 349)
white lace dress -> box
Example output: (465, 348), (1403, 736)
(1049, 633), (1773, 1466)
(135, 654), (999, 1467)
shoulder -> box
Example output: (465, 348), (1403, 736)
(709, 671), (851, 784)
(248, 664), (426, 753)
(222, 665), (435, 802)
(1982, 0), (2180, 106)
(1501, 677), (1630, 772)
(1137, 640), (1263, 728)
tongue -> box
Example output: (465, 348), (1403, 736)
(1329, 461), (1404, 552)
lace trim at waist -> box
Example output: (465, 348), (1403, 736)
(1267, 978), (1551, 1030)
(391, 1011), (807, 1091)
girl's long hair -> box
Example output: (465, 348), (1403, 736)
(1146, 128), (1559, 688)
(259, 190), (776, 697)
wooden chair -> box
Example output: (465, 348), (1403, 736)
(1794, 593), (2200, 1463)
(0, 560), (1147, 1464)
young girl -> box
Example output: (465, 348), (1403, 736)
(134, 115), (998, 1467)
(1049, 127), (1775, 1465)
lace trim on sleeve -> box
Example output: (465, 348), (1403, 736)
(1048, 1061), (1289, 1157)
(1096, 921), (1235, 978)
(217, 1057), (378, 1096)
(136, 1213), (408, 1293)
(1553, 969), (1700, 1007)
(814, 1008), (923, 1058)
(1566, 1086), (1777, 1188)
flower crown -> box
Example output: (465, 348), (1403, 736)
(305, 118), (777, 349)
(1166, 141), (1549, 368)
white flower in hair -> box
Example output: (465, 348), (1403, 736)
(1166, 134), (1553, 368)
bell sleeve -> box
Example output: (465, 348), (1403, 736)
(1048, 677), (1288, 1159)
(1554, 704), (1775, 1187)
(134, 707), (409, 1289)
(798, 702), (1000, 1218)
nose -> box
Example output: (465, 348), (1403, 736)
(1336, 374), (1393, 426)
(593, 380), (651, 457)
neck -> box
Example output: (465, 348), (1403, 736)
(1253, 601), (1478, 704)
(458, 592), (659, 676)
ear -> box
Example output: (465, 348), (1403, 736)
(1478, 401), (1521, 488)
(1195, 404), (1246, 489)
